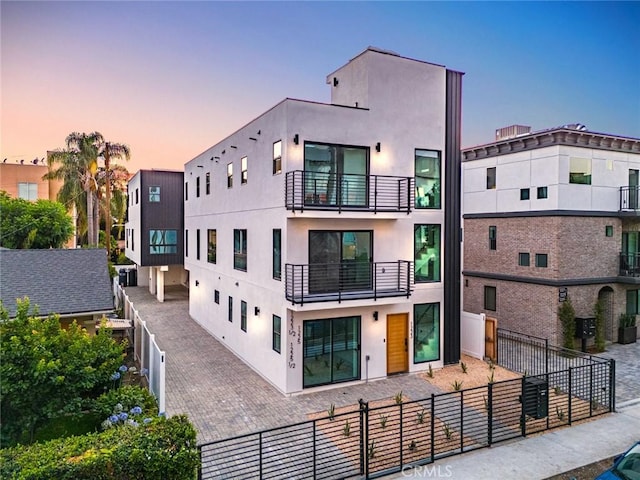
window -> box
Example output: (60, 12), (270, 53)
(241, 301), (247, 332)
(135, 188), (139, 204)
(489, 226), (497, 250)
(149, 186), (160, 202)
(415, 149), (441, 209)
(518, 253), (530, 266)
(228, 296), (233, 322)
(413, 303), (440, 363)
(185, 182), (188, 201)
(185, 230), (188, 257)
(273, 229), (281, 280)
(234, 229), (247, 271)
(214, 290), (220, 304)
(131, 229), (134, 251)
(520, 188), (530, 200)
(17, 182), (37, 200)
(304, 143), (368, 207)
(414, 225), (441, 282)
(196, 176), (200, 197)
(303, 316), (360, 388)
(484, 286), (496, 311)
(626, 289), (640, 315)
(125, 228), (129, 248)
(605, 225), (613, 237)
(273, 140), (282, 175)
(227, 163), (233, 188)
(535, 253), (548, 268)
(241, 156), (248, 184)
(207, 229), (217, 263)
(537, 186), (548, 199)
(206, 172), (210, 195)
(487, 167), (496, 189)
(569, 157), (591, 184)
(149, 229), (178, 254)
(308, 231), (372, 293)
(196, 229), (201, 260)
(272, 315), (281, 353)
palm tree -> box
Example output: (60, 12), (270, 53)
(99, 141), (130, 254)
(46, 132), (102, 246)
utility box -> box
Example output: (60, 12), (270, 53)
(523, 377), (548, 419)
(118, 269), (128, 287)
(575, 317), (596, 339)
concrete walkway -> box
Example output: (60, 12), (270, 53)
(124, 285), (640, 479)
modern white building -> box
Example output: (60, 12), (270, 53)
(184, 47), (463, 394)
(462, 125), (640, 346)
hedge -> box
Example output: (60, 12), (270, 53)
(0, 415), (198, 480)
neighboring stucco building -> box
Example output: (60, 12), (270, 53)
(184, 47), (463, 394)
(0, 248), (114, 333)
(125, 169), (186, 301)
(462, 124), (640, 345)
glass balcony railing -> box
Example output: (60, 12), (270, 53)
(285, 260), (413, 305)
(285, 170), (413, 213)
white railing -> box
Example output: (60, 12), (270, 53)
(114, 281), (166, 414)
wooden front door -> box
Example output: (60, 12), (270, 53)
(387, 313), (408, 374)
(485, 316), (497, 362)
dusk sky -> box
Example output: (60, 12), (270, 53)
(2, 1), (639, 173)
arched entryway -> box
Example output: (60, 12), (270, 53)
(598, 286), (614, 341)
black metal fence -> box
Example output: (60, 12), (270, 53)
(198, 333), (615, 479)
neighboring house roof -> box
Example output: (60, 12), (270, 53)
(0, 248), (114, 318)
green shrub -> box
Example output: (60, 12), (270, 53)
(559, 297), (576, 350)
(0, 415), (198, 480)
(93, 385), (158, 420)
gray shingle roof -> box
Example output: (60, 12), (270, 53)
(0, 248), (114, 318)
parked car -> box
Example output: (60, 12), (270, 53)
(595, 441), (640, 480)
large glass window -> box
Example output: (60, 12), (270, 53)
(149, 229), (177, 254)
(414, 225), (441, 283)
(273, 229), (281, 280)
(273, 140), (282, 175)
(569, 157), (591, 184)
(303, 316), (360, 388)
(413, 303), (440, 363)
(234, 229), (247, 271)
(304, 143), (368, 207)
(149, 186), (160, 202)
(308, 231), (372, 294)
(272, 315), (281, 353)
(18, 183), (38, 200)
(207, 229), (217, 264)
(415, 149), (441, 209)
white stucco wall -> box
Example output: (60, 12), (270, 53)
(125, 172), (142, 265)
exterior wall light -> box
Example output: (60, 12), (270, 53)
(375, 142), (381, 153)
(373, 311), (379, 321)
(254, 307), (260, 316)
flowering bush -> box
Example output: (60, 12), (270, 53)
(93, 385), (158, 421)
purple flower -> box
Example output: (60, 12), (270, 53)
(119, 365), (128, 373)
(140, 368), (149, 376)
(127, 419), (139, 427)
(109, 415), (119, 423)
(118, 412), (128, 421)
(130, 406), (143, 415)
(110, 372), (121, 381)
(143, 418), (152, 424)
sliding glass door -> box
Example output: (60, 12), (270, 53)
(308, 231), (372, 294)
(303, 316), (360, 388)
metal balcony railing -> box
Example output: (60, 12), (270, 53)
(619, 186), (640, 211)
(285, 170), (413, 213)
(285, 260), (412, 305)
(619, 252), (640, 276)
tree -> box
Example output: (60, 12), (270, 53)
(0, 298), (125, 446)
(594, 299), (606, 352)
(0, 192), (74, 249)
(45, 132), (130, 248)
(559, 296), (576, 351)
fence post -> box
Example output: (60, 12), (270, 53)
(589, 363), (594, 417)
(459, 390), (464, 452)
(399, 401), (404, 468)
(545, 338), (549, 375)
(487, 383), (493, 446)
(520, 376), (526, 437)
(197, 445), (202, 480)
(609, 359), (616, 412)
(568, 367), (573, 425)
(430, 394), (435, 462)
(358, 398), (368, 477)
(259, 431), (263, 479)
(312, 422), (317, 479)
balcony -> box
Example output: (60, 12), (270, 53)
(285, 260), (413, 305)
(620, 252), (640, 277)
(619, 186), (640, 212)
(285, 170), (413, 213)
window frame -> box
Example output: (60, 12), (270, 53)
(207, 229), (217, 264)
(185, 182), (188, 201)
(196, 229), (201, 260)
(414, 224), (441, 283)
(484, 286), (497, 311)
(196, 176), (200, 197)
(240, 300), (247, 332)
(227, 163), (233, 188)
(414, 149), (442, 209)
(272, 315), (281, 353)
(520, 188), (530, 200)
(149, 229), (178, 254)
(486, 167), (496, 190)
(214, 290), (220, 304)
(569, 157), (592, 185)
(537, 186), (548, 199)
(241, 156), (248, 185)
(273, 228), (281, 280)
(233, 229), (247, 271)
(535, 253), (548, 268)
(273, 140), (282, 175)
(149, 186), (161, 202)
(605, 225), (613, 237)
(489, 226), (497, 250)
(228, 296), (233, 323)
(518, 252), (530, 266)
(413, 303), (440, 363)
(205, 172), (210, 195)
(17, 182), (38, 200)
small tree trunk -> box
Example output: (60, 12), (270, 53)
(86, 187), (95, 247)
(93, 191), (100, 246)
